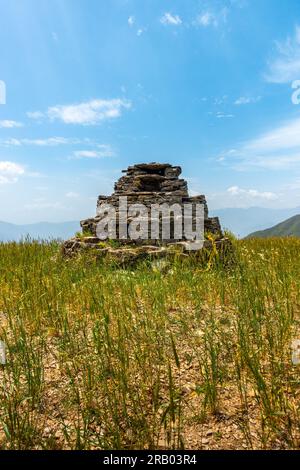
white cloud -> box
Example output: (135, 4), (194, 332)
(23, 137), (79, 146)
(0, 137), (81, 147)
(0, 120), (23, 128)
(48, 99), (131, 125)
(127, 16), (146, 36)
(25, 170), (44, 178)
(0, 161), (25, 184)
(227, 186), (278, 200)
(265, 25), (300, 83)
(196, 12), (217, 27)
(234, 96), (261, 105)
(0, 137), (115, 162)
(195, 8), (228, 28)
(73, 145), (114, 159)
(160, 13), (182, 26)
(28, 99), (131, 126)
(66, 192), (80, 199)
(216, 111), (234, 119)
(245, 118), (300, 153)
(27, 111), (44, 120)
(219, 116), (300, 170)
(25, 201), (64, 210)
(206, 185), (279, 210)
(128, 16), (135, 26)
(214, 95), (228, 105)
(0, 138), (22, 147)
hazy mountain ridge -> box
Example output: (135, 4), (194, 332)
(246, 214), (300, 239)
(211, 207), (300, 238)
(0, 221), (80, 242)
(1, 207), (300, 241)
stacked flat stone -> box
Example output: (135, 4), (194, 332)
(80, 163), (222, 245)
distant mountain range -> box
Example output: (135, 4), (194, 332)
(246, 214), (300, 239)
(1, 207), (300, 241)
(0, 221), (80, 242)
(211, 207), (300, 238)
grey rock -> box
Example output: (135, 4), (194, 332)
(64, 162), (227, 256)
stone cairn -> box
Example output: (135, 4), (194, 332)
(63, 163), (230, 263)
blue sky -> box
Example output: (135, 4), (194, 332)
(1, 0), (300, 223)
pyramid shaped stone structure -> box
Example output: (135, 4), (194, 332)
(79, 162), (222, 244)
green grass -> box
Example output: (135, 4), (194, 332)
(0, 238), (300, 449)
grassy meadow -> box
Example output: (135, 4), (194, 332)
(0, 238), (300, 450)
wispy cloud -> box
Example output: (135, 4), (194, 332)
(24, 201), (64, 210)
(244, 118), (300, 153)
(160, 13), (182, 26)
(137, 28), (146, 36)
(0, 137), (82, 147)
(265, 25), (300, 83)
(25, 137), (78, 146)
(27, 111), (44, 120)
(195, 8), (228, 28)
(216, 111), (234, 119)
(0, 161), (25, 184)
(0, 120), (23, 128)
(207, 185), (279, 209)
(227, 186), (278, 200)
(128, 16), (135, 26)
(127, 15), (146, 36)
(66, 191), (80, 199)
(0, 137), (115, 161)
(73, 145), (114, 159)
(157, 3), (243, 31)
(196, 12), (218, 27)
(218, 116), (300, 170)
(52, 31), (58, 42)
(213, 95), (228, 105)
(28, 98), (131, 125)
(234, 96), (261, 105)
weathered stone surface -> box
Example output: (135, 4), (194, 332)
(62, 236), (233, 269)
(63, 162), (229, 258)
